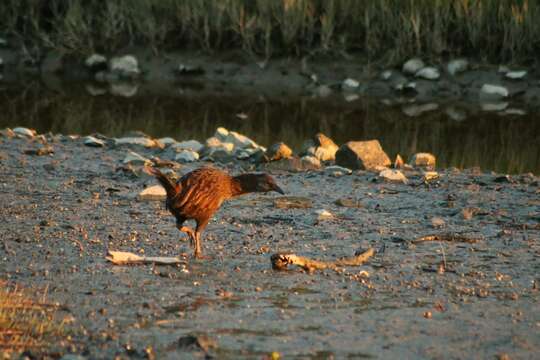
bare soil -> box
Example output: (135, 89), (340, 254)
(1, 135), (539, 359)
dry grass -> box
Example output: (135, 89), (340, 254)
(0, 0), (538, 63)
(0, 281), (67, 355)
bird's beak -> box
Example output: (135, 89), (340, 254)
(273, 184), (285, 195)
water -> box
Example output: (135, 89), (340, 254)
(1, 81), (539, 174)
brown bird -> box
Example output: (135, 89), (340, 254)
(145, 166), (284, 259)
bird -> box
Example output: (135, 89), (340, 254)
(144, 166), (284, 259)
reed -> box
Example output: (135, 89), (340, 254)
(0, 0), (538, 63)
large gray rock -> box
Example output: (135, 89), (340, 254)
(335, 140), (391, 171)
(403, 58), (425, 75)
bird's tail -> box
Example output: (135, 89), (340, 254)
(144, 166), (178, 198)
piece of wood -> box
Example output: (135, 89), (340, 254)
(106, 250), (184, 265)
(271, 248), (375, 272)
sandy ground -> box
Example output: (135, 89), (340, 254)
(1, 135), (539, 359)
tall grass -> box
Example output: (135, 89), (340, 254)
(0, 0), (538, 63)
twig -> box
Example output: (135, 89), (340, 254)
(271, 248), (375, 272)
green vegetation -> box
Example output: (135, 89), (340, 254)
(0, 0), (538, 63)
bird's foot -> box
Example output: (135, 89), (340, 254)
(193, 252), (212, 261)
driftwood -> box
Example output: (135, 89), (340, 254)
(106, 250), (184, 265)
(413, 233), (482, 244)
(271, 248), (375, 272)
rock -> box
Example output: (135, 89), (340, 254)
(13, 127), (36, 138)
(302, 133), (339, 162)
(481, 102), (508, 112)
(431, 217), (446, 228)
(235, 147), (260, 160)
(498, 65), (510, 73)
(0, 128), (15, 138)
(60, 355), (87, 360)
(108, 55), (140, 77)
(173, 140), (203, 152)
(447, 59), (468, 76)
(422, 171), (440, 182)
(394, 154), (404, 169)
(274, 196), (312, 209)
(85, 54), (107, 70)
(445, 106), (467, 121)
(388, 72), (408, 90)
(209, 149), (235, 163)
(315, 209), (334, 220)
(214, 127), (229, 141)
(324, 165), (352, 176)
(481, 84), (509, 98)
(505, 70), (526, 80)
(177, 334), (217, 352)
(115, 137), (157, 148)
(409, 153), (436, 169)
(123, 151), (151, 166)
(335, 140), (391, 171)
(403, 58), (425, 75)
(342, 78), (360, 90)
(226, 131), (258, 149)
(85, 84), (107, 96)
(402, 103), (439, 117)
(335, 198), (362, 208)
(380, 70), (393, 80)
(83, 136), (105, 147)
(155, 137), (176, 147)
(301, 155), (321, 169)
(175, 150), (199, 163)
(139, 185), (166, 200)
(24, 145), (54, 156)
(266, 142), (293, 161)
(501, 108), (526, 116)
(109, 82), (139, 97)
(344, 93), (360, 102)
(176, 63), (205, 75)
(379, 169), (408, 184)
(415, 67), (440, 80)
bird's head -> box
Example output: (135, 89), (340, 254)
(234, 173), (285, 195)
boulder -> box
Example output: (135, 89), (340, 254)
(266, 142), (293, 161)
(409, 152), (436, 169)
(379, 169), (408, 184)
(342, 78), (360, 90)
(85, 54), (107, 71)
(403, 58), (425, 75)
(226, 131), (258, 149)
(335, 140), (391, 170)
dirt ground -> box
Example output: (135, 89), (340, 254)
(1, 134), (539, 359)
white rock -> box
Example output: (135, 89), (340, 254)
(344, 94), (359, 102)
(175, 150), (199, 163)
(380, 70), (393, 80)
(502, 108), (526, 116)
(342, 78), (360, 89)
(13, 127), (36, 138)
(214, 127), (229, 141)
(481, 84), (509, 98)
(415, 67), (440, 80)
(123, 151), (151, 165)
(85, 54), (107, 67)
(109, 55), (140, 75)
(403, 58), (425, 75)
(157, 137), (177, 146)
(173, 140), (203, 152)
(301, 155), (321, 168)
(431, 217), (446, 228)
(445, 106), (467, 122)
(315, 209), (334, 220)
(226, 131), (258, 149)
(138, 185), (166, 201)
(379, 169), (408, 184)
(324, 165), (353, 176)
(402, 103), (439, 117)
(109, 82), (139, 97)
(115, 137), (156, 148)
(83, 136), (105, 147)
(447, 59), (468, 76)
(498, 65), (510, 73)
(481, 102), (509, 112)
(85, 84), (107, 96)
(505, 70), (527, 80)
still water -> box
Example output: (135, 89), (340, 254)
(1, 81), (538, 174)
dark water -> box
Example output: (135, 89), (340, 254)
(1, 81), (539, 174)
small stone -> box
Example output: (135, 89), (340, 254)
(461, 207), (478, 220)
(109, 82), (139, 97)
(313, 85), (332, 97)
(422, 171), (440, 182)
(175, 150), (199, 163)
(415, 67), (440, 80)
(447, 59), (468, 76)
(445, 106), (467, 121)
(402, 103), (439, 117)
(139, 185), (166, 201)
(85, 54), (107, 68)
(115, 137), (157, 148)
(315, 209), (334, 220)
(85, 84), (107, 96)
(431, 217), (445, 228)
(123, 151), (151, 166)
(344, 94), (359, 102)
(274, 196), (312, 209)
(324, 165), (352, 175)
(83, 136), (105, 147)
(403, 58), (425, 75)
(409, 153), (436, 169)
(108, 55), (140, 76)
(173, 140), (203, 152)
(301, 155), (321, 169)
(266, 142), (293, 161)
(13, 127), (36, 138)
(481, 84), (509, 98)
(335, 140), (391, 171)
(394, 154), (404, 169)
(335, 198), (362, 208)
(505, 70), (527, 80)
(342, 78), (360, 89)
(380, 70), (393, 80)
(423, 311), (432, 319)
(379, 169), (408, 184)
(177, 334), (217, 352)
(481, 102), (509, 112)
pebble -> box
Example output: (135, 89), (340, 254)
(379, 169), (408, 184)
(431, 217), (446, 228)
(324, 165), (352, 176)
(315, 209), (334, 220)
(266, 142), (293, 161)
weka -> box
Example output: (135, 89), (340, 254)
(145, 166), (284, 259)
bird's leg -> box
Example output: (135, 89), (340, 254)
(177, 225), (195, 247)
(193, 231), (211, 260)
